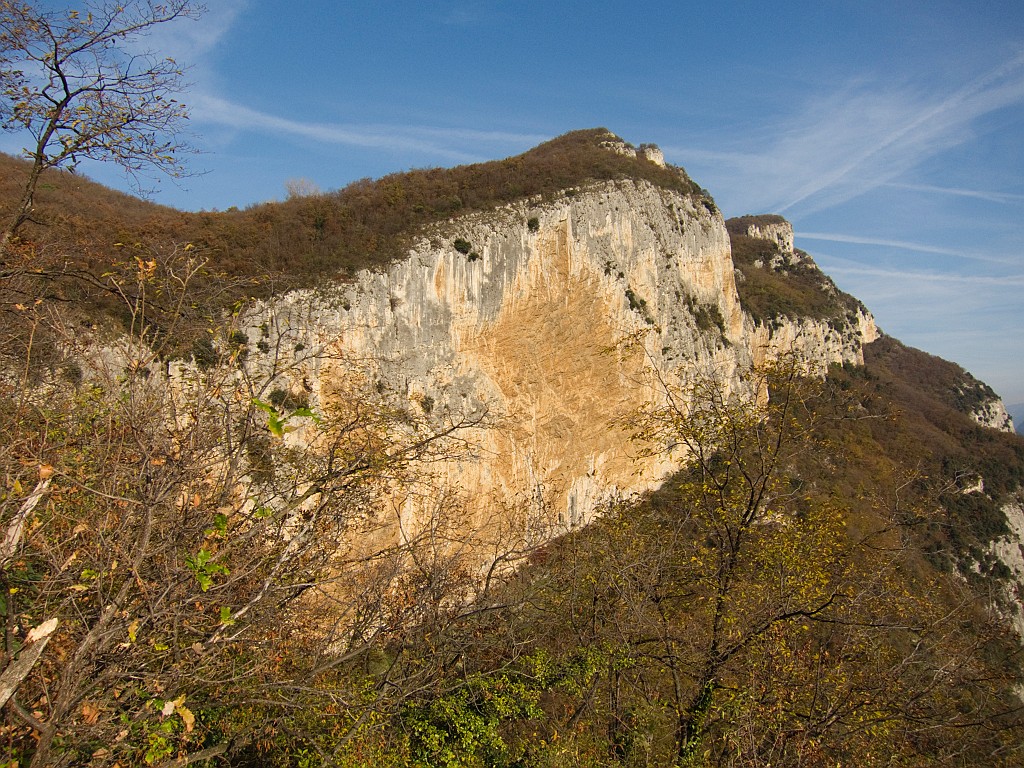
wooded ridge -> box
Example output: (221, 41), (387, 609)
(0, 128), (1022, 767)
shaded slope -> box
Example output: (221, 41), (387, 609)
(859, 336), (1024, 569)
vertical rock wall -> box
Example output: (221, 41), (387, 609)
(234, 180), (876, 537)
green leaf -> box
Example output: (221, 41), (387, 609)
(144, 733), (172, 764)
(251, 397), (275, 415)
(253, 397), (288, 437)
(292, 406), (321, 423)
(204, 512), (228, 537)
(186, 549), (229, 592)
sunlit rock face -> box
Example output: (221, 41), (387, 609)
(971, 395), (1015, 433)
(745, 311), (879, 372)
(728, 215), (878, 374)
(235, 180), (878, 535)
(994, 499), (1024, 640)
(742, 219), (794, 256)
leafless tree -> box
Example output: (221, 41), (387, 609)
(0, 0), (204, 253)
(0, 245), (500, 766)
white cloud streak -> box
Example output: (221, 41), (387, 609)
(775, 50), (1024, 215)
(883, 182), (1024, 204)
(796, 232), (1021, 266)
(142, 1), (251, 64)
(668, 49), (1024, 219)
(823, 262), (1024, 288)
(190, 93), (542, 162)
(142, 2), (545, 164)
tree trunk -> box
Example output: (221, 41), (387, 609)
(1, 154), (48, 260)
(676, 677), (715, 765)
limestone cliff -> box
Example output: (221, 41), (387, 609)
(733, 214), (794, 255)
(232, 177), (876, 537)
(13, 130), (1021, 639)
(969, 387), (1016, 432)
(732, 217), (879, 370)
(994, 498), (1024, 639)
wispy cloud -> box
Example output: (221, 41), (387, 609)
(190, 93), (541, 162)
(774, 50), (1024, 215)
(159, 1), (543, 166)
(822, 262), (1024, 288)
(882, 182), (1024, 204)
(668, 49), (1024, 218)
(797, 232), (1020, 266)
(144, 1), (250, 62)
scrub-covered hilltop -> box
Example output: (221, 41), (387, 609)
(1, 130), (1022, 767)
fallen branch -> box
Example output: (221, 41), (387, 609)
(1, 473), (52, 567)
(0, 618), (59, 709)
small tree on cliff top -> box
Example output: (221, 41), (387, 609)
(0, 0), (203, 253)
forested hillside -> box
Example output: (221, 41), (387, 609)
(1, 131), (1023, 767)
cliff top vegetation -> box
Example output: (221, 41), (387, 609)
(1, 129), (707, 292)
(726, 217), (866, 326)
(724, 213), (789, 234)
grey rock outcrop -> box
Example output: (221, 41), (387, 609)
(231, 179), (878, 536)
(972, 396), (1015, 433)
(743, 217), (794, 256)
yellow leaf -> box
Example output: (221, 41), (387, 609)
(127, 619), (140, 643)
(179, 705), (195, 732)
(82, 701), (100, 724)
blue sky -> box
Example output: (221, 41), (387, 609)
(6, 1), (1024, 404)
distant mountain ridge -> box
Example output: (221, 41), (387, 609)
(1009, 402), (1024, 434)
